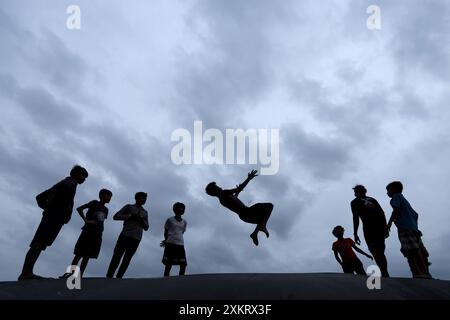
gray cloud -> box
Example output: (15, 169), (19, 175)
(388, 0), (450, 82)
(283, 125), (354, 181)
(0, 0), (449, 282)
(170, 0), (298, 128)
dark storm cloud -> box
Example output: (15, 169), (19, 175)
(289, 75), (390, 136)
(342, 0), (449, 87)
(14, 84), (82, 129)
(334, 62), (366, 84)
(28, 29), (90, 93)
(244, 170), (313, 238)
(0, 55), (249, 280)
(167, 0), (316, 239)
(387, 0), (450, 82)
(283, 125), (354, 181)
(0, 7), (32, 41)
(288, 71), (429, 157)
(171, 0), (297, 128)
(1, 0), (450, 281)
(0, 4), (99, 110)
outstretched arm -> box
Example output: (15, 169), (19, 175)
(334, 251), (343, 266)
(352, 243), (373, 260)
(142, 213), (149, 231)
(351, 202), (361, 245)
(387, 208), (400, 232)
(225, 170), (259, 196)
(161, 221), (169, 247)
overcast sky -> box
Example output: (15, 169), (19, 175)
(1, 0), (449, 281)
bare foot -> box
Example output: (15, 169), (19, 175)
(259, 227), (269, 238)
(59, 272), (73, 279)
(250, 233), (259, 246)
(18, 273), (45, 281)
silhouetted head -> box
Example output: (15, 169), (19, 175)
(332, 225), (345, 239)
(205, 182), (221, 197)
(386, 181), (403, 198)
(135, 192), (147, 206)
(70, 165), (88, 184)
(353, 184), (367, 198)
(99, 189), (113, 204)
(173, 202), (185, 216)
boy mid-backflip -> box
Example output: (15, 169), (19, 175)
(205, 170), (274, 246)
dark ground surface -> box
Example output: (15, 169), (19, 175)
(1, 273), (449, 300)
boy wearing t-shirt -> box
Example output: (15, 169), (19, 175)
(106, 192), (149, 279)
(61, 189), (112, 278)
(161, 202), (187, 277)
(19, 165), (88, 281)
(386, 181), (432, 279)
(332, 225), (373, 275)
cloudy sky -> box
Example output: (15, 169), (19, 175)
(1, 0), (449, 281)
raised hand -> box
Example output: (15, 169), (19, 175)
(248, 170), (259, 179)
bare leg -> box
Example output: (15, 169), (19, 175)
(257, 203), (273, 238)
(371, 249), (390, 277)
(164, 265), (172, 277)
(244, 203), (273, 246)
(71, 255), (81, 267)
(80, 257), (89, 277)
(250, 227), (259, 246)
(179, 265), (186, 276)
(355, 260), (367, 276)
(60, 255), (82, 279)
(20, 243), (43, 278)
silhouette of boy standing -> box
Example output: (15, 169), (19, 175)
(61, 189), (112, 278)
(18, 165), (88, 280)
(106, 192), (149, 278)
(351, 185), (390, 277)
(161, 202), (188, 277)
(332, 225), (373, 275)
(386, 181), (432, 279)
